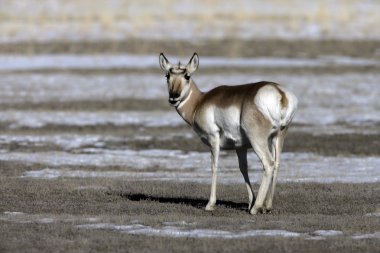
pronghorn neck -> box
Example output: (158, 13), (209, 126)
(175, 80), (203, 126)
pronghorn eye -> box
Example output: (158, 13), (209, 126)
(184, 73), (190, 80)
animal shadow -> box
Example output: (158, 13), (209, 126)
(121, 193), (248, 211)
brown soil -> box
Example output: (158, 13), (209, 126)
(0, 173), (379, 253)
(1, 39), (380, 59)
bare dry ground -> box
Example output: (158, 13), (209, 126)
(0, 170), (379, 253)
(1, 39), (380, 58)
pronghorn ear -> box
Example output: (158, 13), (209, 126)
(186, 52), (199, 74)
(159, 53), (172, 71)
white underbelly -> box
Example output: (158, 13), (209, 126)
(194, 106), (250, 149)
(219, 129), (246, 149)
(215, 107), (247, 149)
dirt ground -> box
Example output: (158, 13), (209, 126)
(1, 39), (380, 58)
(0, 171), (379, 253)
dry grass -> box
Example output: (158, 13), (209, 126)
(0, 171), (379, 252)
(1, 0), (380, 42)
(1, 39), (380, 58)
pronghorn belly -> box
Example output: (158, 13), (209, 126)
(196, 128), (249, 149)
(194, 106), (250, 149)
(215, 107), (248, 149)
(219, 128), (249, 149)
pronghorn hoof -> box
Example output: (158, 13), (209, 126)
(261, 208), (272, 214)
(251, 206), (268, 215)
(205, 204), (215, 211)
(250, 208), (259, 215)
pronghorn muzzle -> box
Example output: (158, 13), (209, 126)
(168, 92), (180, 106)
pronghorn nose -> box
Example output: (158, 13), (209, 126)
(169, 92), (180, 99)
(168, 92), (180, 105)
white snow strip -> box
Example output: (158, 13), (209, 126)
(0, 133), (194, 151)
(1, 54), (379, 71)
(352, 232), (380, 240)
(1, 73), (379, 104)
(0, 134), (117, 150)
(77, 223), (302, 239)
(1, 212), (101, 224)
(2, 211), (377, 240)
(3, 212), (25, 215)
(76, 223), (379, 240)
(0, 111), (183, 128)
(162, 221), (197, 226)
(0, 109), (379, 130)
(365, 213), (380, 217)
(311, 230), (344, 237)
(2, 150), (378, 183)
(38, 218), (55, 224)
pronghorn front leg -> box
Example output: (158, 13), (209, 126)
(205, 133), (220, 211)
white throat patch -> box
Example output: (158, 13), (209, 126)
(177, 88), (192, 110)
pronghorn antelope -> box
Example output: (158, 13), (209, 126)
(159, 53), (297, 214)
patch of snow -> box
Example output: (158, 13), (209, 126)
(162, 221), (197, 226)
(0, 111), (183, 129)
(38, 218), (55, 224)
(365, 213), (380, 217)
(0, 109), (378, 131)
(0, 133), (194, 152)
(352, 232), (380, 240)
(77, 223), (301, 239)
(3, 211), (25, 215)
(0, 54), (379, 71)
(1, 212), (102, 224)
(4, 151), (378, 183)
(311, 230), (343, 237)
(77, 222), (380, 240)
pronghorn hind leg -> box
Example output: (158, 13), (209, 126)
(264, 126), (288, 213)
(205, 133), (220, 211)
(245, 131), (274, 215)
(262, 134), (277, 214)
(236, 148), (255, 211)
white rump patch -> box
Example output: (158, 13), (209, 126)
(278, 86), (298, 126)
(254, 85), (298, 128)
(254, 85), (282, 127)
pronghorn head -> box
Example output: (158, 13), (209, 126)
(159, 52), (199, 107)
